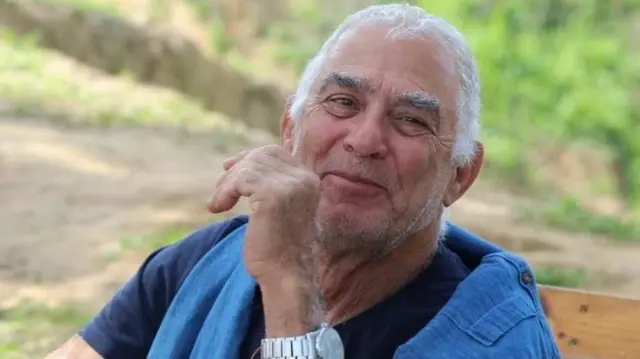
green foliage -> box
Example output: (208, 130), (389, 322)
(541, 195), (640, 241)
(185, 0), (216, 20)
(415, 0), (640, 206)
(41, 0), (121, 15)
(0, 30), (241, 131)
(262, 1), (343, 74)
(534, 266), (589, 288)
(238, 0), (640, 208)
(209, 17), (234, 55)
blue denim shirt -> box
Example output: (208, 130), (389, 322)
(147, 222), (561, 358)
(395, 224), (561, 358)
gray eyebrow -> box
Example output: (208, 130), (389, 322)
(319, 73), (440, 112)
(398, 92), (440, 111)
(319, 72), (371, 93)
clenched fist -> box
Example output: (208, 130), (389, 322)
(208, 145), (321, 283)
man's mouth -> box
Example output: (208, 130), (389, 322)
(323, 171), (386, 191)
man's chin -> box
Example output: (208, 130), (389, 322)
(317, 206), (378, 227)
(315, 209), (392, 249)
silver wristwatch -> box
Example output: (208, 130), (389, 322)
(260, 323), (344, 359)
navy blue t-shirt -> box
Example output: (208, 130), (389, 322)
(80, 215), (470, 359)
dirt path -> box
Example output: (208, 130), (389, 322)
(1, 116), (639, 311)
(0, 115), (271, 307)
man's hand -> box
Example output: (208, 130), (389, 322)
(208, 145), (323, 336)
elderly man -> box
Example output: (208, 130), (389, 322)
(48, 3), (560, 359)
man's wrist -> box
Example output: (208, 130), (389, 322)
(259, 273), (324, 337)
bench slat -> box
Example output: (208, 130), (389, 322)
(539, 285), (640, 359)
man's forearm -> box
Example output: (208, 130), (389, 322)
(45, 334), (103, 359)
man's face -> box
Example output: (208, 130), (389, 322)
(286, 26), (462, 251)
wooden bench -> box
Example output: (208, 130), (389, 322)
(539, 285), (640, 358)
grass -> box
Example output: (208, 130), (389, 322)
(41, 0), (122, 15)
(0, 15), (635, 357)
(534, 266), (590, 288)
(0, 300), (93, 359)
(0, 29), (248, 133)
(117, 214), (239, 252)
(0, 29), (260, 358)
(119, 226), (194, 252)
(0, 221), (239, 358)
(0, 221), (233, 358)
(539, 196), (640, 242)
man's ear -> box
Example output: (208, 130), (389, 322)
(443, 141), (484, 207)
(281, 96), (295, 152)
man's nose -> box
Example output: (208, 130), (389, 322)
(342, 111), (388, 159)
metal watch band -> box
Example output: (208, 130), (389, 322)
(261, 330), (319, 359)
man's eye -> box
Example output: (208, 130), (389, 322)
(400, 116), (424, 125)
(395, 116), (435, 136)
(324, 96), (359, 118)
(330, 97), (355, 108)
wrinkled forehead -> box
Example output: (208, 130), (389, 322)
(314, 25), (460, 115)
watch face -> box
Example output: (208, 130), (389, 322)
(316, 327), (344, 359)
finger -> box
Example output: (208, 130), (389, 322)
(222, 149), (251, 171)
(248, 146), (303, 176)
(208, 165), (267, 213)
(219, 147), (296, 189)
(215, 149), (276, 190)
(208, 168), (243, 213)
(259, 145), (301, 167)
(242, 147), (318, 196)
(215, 165), (232, 189)
(208, 183), (241, 213)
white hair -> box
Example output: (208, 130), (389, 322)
(291, 4), (482, 240)
(290, 3), (481, 165)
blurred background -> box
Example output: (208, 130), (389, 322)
(0, 0), (638, 356)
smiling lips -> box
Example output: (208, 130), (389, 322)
(323, 171), (386, 196)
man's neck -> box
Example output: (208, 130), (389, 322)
(315, 223), (440, 325)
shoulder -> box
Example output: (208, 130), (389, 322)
(149, 214), (249, 284)
(444, 252), (560, 355)
(164, 214), (250, 257)
(78, 215), (249, 358)
(396, 252), (561, 358)
(135, 215), (249, 295)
